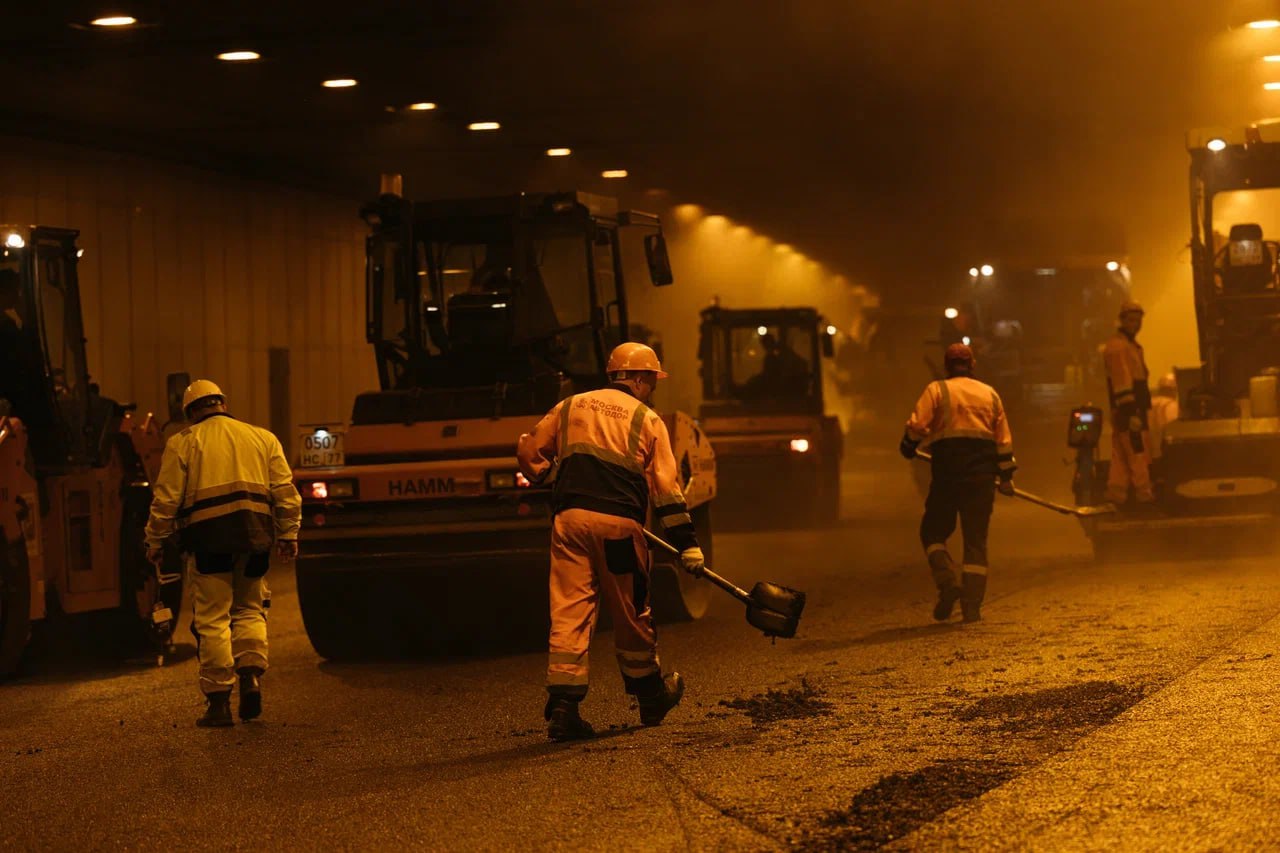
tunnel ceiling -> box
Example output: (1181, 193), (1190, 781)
(0, 2), (1248, 289)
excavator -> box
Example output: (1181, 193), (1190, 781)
(293, 179), (717, 658)
(0, 225), (182, 676)
(696, 305), (841, 526)
(1071, 126), (1280, 560)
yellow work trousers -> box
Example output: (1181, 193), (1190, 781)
(189, 555), (269, 695)
(546, 508), (661, 699)
(1106, 429), (1154, 504)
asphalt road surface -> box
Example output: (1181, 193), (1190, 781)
(6, 431), (1280, 851)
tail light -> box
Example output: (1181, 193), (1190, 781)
(301, 479), (356, 500)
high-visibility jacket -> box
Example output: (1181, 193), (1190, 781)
(1103, 330), (1150, 426)
(518, 384), (699, 551)
(144, 413), (301, 553)
(904, 376), (1016, 482)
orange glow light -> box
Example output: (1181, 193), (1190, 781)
(323, 79), (358, 88)
(468, 121), (501, 131)
(673, 203), (703, 223)
(91, 15), (136, 26)
(408, 102), (437, 111)
(545, 148), (572, 157)
(217, 51), (260, 62)
(601, 169), (628, 179)
(1250, 19), (1280, 29)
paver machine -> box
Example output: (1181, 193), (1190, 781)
(697, 306), (842, 527)
(1070, 126), (1280, 559)
(293, 180), (717, 658)
(0, 225), (181, 675)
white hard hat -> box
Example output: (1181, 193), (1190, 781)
(182, 379), (225, 415)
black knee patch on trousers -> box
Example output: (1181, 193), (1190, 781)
(604, 536), (648, 612)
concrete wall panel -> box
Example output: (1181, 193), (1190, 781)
(0, 135), (375, 457)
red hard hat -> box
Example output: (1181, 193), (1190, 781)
(607, 342), (668, 378)
(944, 343), (974, 367)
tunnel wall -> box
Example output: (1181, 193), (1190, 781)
(0, 134), (374, 458)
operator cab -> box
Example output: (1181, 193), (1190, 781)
(357, 186), (673, 425)
(1216, 223), (1279, 293)
(698, 306), (834, 417)
(0, 225), (125, 472)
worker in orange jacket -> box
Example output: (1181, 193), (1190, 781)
(1103, 302), (1154, 505)
(518, 343), (701, 742)
(900, 344), (1016, 623)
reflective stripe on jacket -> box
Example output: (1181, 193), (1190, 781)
(144, 413), (302, 553)
(906, 376), (1016, 481)
(1104, 331), (1150, 423)
(517, 385), (699, 551)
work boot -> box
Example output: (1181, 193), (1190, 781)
(545, 696), (594, 742)
(197, 691), (234, 728)
(637, 672), (685, 727)
(237, 667), (263, 721)
(961, 572), (987, 623)
(933, 584), (962, 621)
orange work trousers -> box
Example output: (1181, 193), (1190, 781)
(1106, 428), (1154, 504)
(546, 508), (661, 699)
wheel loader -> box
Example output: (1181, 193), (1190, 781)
(0, 225), (182, 675)
(293, 180), (716, 658)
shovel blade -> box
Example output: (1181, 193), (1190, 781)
(745, 581), (807, 638)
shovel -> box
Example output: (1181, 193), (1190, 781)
(643, 529), (807, 639)
(914, 450), (1116, 518)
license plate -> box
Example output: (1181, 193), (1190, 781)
(299, 427), (345, 468)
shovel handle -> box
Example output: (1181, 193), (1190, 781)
(913, 449), (1111, 518)
(642, 529), (754, 606)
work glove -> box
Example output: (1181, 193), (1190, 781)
(680, 547), (706, 577)
(899, 433), (920, 460)
(1127, 415), (1144, 433)
(998, 479), (1016, 497)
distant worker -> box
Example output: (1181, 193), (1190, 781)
(1148, 372), (1179, 462)
(1103, 302), (1153, 506)
(900, 343), (1016, 623)
(144, 380), (301, 728)
(518, 343), (700, 742)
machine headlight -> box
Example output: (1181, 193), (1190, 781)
(5, 232), (24, 249)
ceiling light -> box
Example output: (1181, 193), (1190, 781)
(408, 102), (436, 111)
(1267, 56), (1280, 62)
(1267, 82), (1280, 91)
(1106, 260), (1121, 271)
(468, 121), (500, 131)
(1250, 19), (1280, 28)
(980, 264), (995, 277)
(601, 169), (628, 179)
(217, 51), (260, 62)
(1207, 138), (1228, 152)
(546, 148), (572, 157)
(90, 15), (136, 27)
(322, 79), (358, 88)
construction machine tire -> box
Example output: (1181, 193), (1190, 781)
(296, 565), (373, 660)
(0, 534), (32, 677)
(649, 504), (713, 622)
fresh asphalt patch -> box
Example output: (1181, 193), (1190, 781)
(806, 759), (1017, 850)
(718, 679), (834, 726)
(954, 680), (1146, 733)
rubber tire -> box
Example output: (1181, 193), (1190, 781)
(296, 563), (372, 660)
(0, 536), (32, 677)
(649, 503), (714, 622)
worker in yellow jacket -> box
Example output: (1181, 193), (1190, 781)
(144, 380), (301, 727)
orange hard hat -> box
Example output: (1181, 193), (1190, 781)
(607, 342), (667, 378)
(944, 342), (975, 368)
(182, 378), (225, 415)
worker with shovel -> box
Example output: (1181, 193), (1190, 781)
(899, 343), (1016, 623)
(518, 343), (699, 742)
